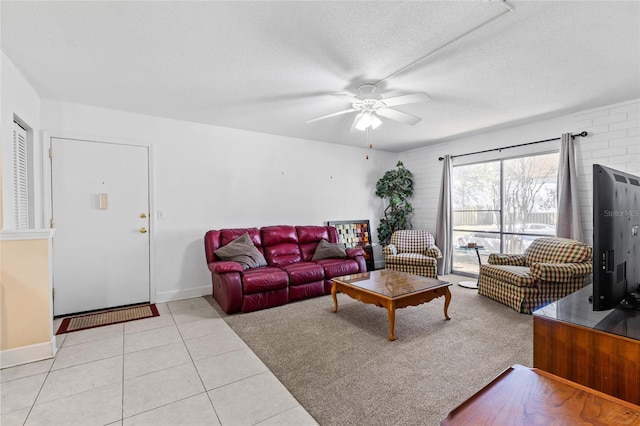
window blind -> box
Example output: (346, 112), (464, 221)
(13, 121), (29, 229)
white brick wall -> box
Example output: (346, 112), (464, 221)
(398, 142), (449, 233)
(574, 99), (640, 245)
(399, 98), (640, 245)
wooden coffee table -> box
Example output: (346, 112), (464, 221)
(331, 269), (451, 341)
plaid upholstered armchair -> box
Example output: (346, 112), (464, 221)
(478, 237), (592, 314)
(383, 230), (442, 279)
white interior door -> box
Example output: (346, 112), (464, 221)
(51, 137), (150, 316)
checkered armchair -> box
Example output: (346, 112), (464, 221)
(383, 230), (442, 279)
(478, 237), (592, 314)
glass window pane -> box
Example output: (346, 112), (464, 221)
(452, 160), (501, 275)
(453, 230), (491, 275)
(502, 234), (536, 255)
(502, 153), (558, 234)
(452, 161), (500, 232)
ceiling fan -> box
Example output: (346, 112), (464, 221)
(306, 84), (430, 132)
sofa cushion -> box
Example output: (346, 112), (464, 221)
(282, 262), (325, 285)
(261, 225), (302, 267)
(312, 239), (347, 260)
(261, 225), (298, 246)
(241, 267), (289, 294)
(479, 264), (534, 288)
(524, 237), (592, 265)
(488, 253), (526, 266)
(315, 258), (360, 279)
(220, 228), (262, 248)
(385, 253), (437, 267)
(205, 228), (262, 263)
(390, 230), (435, 254)
(346, 247), (365, 258)
(214, 232), (267, 270)
(263, 243), (302, 267)
(297, 226), (330, 261)
(299, 242), (318, 262)
(296, 226), (330, 243)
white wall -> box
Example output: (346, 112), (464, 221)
(1, 51), (43, 229)
(40, 100), (398, 301)
(400, 99), (640, 246)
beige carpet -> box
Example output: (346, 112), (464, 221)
(208, 274), (533, 426)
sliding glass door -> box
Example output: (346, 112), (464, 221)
(452, 152), (559, 276)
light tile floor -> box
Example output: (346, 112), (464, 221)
(0, 297), (318, 426)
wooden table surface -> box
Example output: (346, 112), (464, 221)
(441, 364), (640, 425)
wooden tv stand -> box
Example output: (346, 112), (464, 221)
(533, 284), (640, 405)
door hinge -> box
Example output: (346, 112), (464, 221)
(49, 147), (53, 159)
(52, 288), (55, 299)
(50, 218), (54, 228)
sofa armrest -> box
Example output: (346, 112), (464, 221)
(346, 247), (365, 258)
(426, 246), (442, 259)
(488, 253), (526, 266)
(383, 244), (397, 256)
(530, 262), (593, 282)
(209, 261), (244, 273)
(211, 271), (243, 314)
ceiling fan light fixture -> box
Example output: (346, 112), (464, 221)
(370, 114), (382, 129)
(355, 112), (382, 131)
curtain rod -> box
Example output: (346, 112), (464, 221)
(438, 131), (588, 161)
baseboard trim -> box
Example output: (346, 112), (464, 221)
(1, 338), (57, 369)
(155, 285), (211, 304)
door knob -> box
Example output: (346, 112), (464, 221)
(140, 213), (147, 219)
(139, 227), (147, 234)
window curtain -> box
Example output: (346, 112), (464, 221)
(436, 155), (453, 275)
(557, 133), (584, 241)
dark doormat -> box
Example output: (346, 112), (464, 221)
(56, 304), (159, 334)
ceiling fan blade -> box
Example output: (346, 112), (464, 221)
(331, 93), (361, 104)
(376, 108), (422, 126)
(305, 108), (357, 123)
(382, 92), (430, 107)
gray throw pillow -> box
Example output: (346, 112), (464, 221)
(312, 239), (347, 260)
(214, 232), (267, 270)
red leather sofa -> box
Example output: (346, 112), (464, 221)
(204, 225), (367, 314)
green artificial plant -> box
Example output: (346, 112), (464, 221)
(375, 161), (414, 246)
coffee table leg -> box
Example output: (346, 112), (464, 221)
(387, 303), (396, 341)
(443, 288), (451, 320)
(331, 282), (338, 313)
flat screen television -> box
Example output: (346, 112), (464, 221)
(592, 164), (640, 310)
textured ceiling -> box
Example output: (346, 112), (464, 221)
(2, 1), (639, 152)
